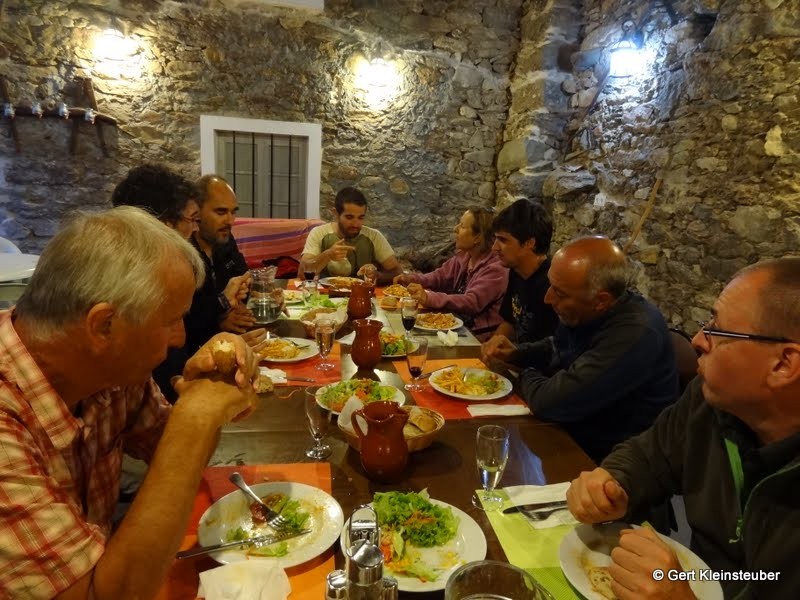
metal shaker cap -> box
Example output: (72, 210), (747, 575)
(381, 575), (399, 600)
(325, 569), (347, 600)
(347, 538), (384, 584)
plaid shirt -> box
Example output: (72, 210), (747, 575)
(0, 311), (171, 599)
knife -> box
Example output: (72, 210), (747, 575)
(175, 528), (311, 559)
(418, 364), (457, 380)
(502, 500), (568, 515)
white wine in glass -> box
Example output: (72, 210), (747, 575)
(305, 386), (331, 459)
(315, 317), (335, 371)
(473, 425), (509, 511)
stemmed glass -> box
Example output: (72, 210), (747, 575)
(400, 298), (418, 336)
(404, 336), (428, 391)
(300, 258), (318, 306)
(304, 386), (332, 459)
(315, 317), (336, 371)
(473, 425), (509, 511)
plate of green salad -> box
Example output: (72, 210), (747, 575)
(197, 481), (344, 567)
(380, 331), (416, 358)
(316, 379), (406, 414)
(340, 490), (487, 592)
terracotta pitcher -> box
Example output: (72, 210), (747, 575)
(351, 401), (409, 482)
(347, 281), (372, 320)
(351, 318), (383, 370)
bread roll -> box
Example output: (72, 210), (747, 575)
(255, 373), (274, 393)
(211, 339), (237, 376)
(408, 408), (438, 433)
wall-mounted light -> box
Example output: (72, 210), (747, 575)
(352, 56), (402, 110)
(608, 20), (648, 78)
(92, 28), (143, 79)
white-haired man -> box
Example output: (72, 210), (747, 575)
(567, 257), (800, 599)
(0, 206), (259, 599)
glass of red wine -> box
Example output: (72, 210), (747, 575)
(405, 336), (428, 391)
(400, 297), (417, 335)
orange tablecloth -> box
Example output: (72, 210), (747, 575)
(156, 463), (334, 600)
(396, 358), (528, 420)
(262, 343), (343, 385)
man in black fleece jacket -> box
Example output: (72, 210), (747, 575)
(483, 236), (678, 462)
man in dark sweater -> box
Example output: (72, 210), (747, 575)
(486, 236), (678, 462)
(567, 258), (800, 599)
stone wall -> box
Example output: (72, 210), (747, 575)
(510, 0), (800, 329)
(0, 0), (523, 263)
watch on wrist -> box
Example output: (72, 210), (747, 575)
(217, 292), (231, 312)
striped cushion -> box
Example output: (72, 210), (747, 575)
(232, 218), (325, 269)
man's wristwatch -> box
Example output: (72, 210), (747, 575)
(217, 292), (231, 313)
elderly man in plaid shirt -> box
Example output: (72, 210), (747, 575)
(0, 207), (259, 599)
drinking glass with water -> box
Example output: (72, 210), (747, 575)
(304, 386), (332, 459)
(444, 560), (554, 600)
(473, 425), (509, 512)
(315, 317), (336, 372)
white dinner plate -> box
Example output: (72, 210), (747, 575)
(340, 499), (487, 593)
(316, 380), (406, 415)
(318, 276), (361, 292)
(258, 337), (319, 363)
(197, 481), (344, 567)
(282, 289), (305, 304)
(413, 314), (464, 332)
(559, 523), (723, 600)
(429, 367), (513, 402)
(380, 334), (417, 358)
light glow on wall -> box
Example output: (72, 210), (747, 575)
(92, 29), (144, 79)
(352, 57), (402, 110)
(609, 41), (652, 78)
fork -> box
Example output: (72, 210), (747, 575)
(228, 472), (289, 531)
(522, 506), (570, 521)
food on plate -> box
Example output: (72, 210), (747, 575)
(318, 379), (397, 412)
(225, 491), (311, 557)
(283, 289), (304, 303)
(402, 406), (439, 437)
(374, 489), (460, 582)
(211, 339), (236, 375)
(587, 566), (616, 600)
(255, 373), (274, 393)
(258, 338), (301, 360)
(383, 283), (411, 298)
(431, 368), (502, 396)
(380, 296), (399, 309)
(416, 312), (458, 329)
(326, 276), (361, 290)
(380, 331), (409, 356)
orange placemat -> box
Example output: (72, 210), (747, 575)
(396, 358), (529, 420)
(263, 344), (343, 385)
(156, 463), (334, 600)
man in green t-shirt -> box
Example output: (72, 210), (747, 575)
(301, 187), (402, 283)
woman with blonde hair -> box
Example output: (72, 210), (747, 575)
(394, 207), (508, 341)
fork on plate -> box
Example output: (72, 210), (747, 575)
(229, 472), (290, 531)
(522, 506), (570, 521)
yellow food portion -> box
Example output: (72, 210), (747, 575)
(416, 313), (457, 329)
(431, 368), (502, 396)
(258, 339), (301, 360)
(383, 284), (411, 297)
(327, 276), (360, 289)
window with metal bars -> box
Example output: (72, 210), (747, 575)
(214, 131), (308, 218)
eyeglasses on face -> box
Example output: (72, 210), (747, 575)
(696, 319), (797, 345)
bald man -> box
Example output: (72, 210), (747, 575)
(482, 236), (678, 461)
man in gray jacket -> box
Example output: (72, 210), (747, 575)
(567, 257), (800, 599)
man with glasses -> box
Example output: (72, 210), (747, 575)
(566, 257), (800, 599)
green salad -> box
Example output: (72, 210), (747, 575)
(373, 489), (460, 582)
(318, 379), (397, 412)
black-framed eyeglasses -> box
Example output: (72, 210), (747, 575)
(697, 320), (797, 344)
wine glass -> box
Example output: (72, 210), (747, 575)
(400, 297), (418, 335)
(315, 317), (336, 372)
(304, 386), (332, 459)
(404, 336), (428, 391)
(300, 257), (317, 284)
(473, 425), (509, 511)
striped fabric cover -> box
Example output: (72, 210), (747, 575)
(232, 217), (325, 268)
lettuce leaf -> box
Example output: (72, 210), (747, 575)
(373, 490), (459, 548)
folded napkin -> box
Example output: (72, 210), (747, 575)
(198, 561), (290, 600)
(437, 330), (458, 346)
(337, 331), (355, 345)
(260, 367), (287, 384)
(503, 482), (578, 529)
(467, 404), (531, 417)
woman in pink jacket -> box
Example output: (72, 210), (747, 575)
(394, 207), (508, 341)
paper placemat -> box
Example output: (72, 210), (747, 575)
(156, 463), (334, 600)
(396, 358), (529, 420)
(482, 489), (579, 600)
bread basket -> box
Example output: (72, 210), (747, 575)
(339, 405), (445, 453)
(298, 307), (347, 338)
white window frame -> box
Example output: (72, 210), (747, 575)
(200, 115), (322, 219)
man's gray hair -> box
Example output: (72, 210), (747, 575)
(739, 257), (800, 341)
(15, 206), (205, 338)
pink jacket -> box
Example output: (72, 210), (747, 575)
(410, 252), (508, 341)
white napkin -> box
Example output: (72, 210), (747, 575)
(259, 367), (287, 384)
(437, 330), (458, 346)
(503, 482), (578, 529)
(338, 396), (367, 433)
(338, 331), (356, 345)
(467, 404), (531, 417)
(198, 561), (290, 600)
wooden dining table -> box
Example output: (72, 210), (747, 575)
(187, 287), (595, 599)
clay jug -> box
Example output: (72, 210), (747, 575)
(351, 401), (409, 482)
(351, 319), (383, 370)
(347, 281), (372, 321)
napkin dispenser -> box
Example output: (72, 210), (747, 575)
(326, 505), (398, 600)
